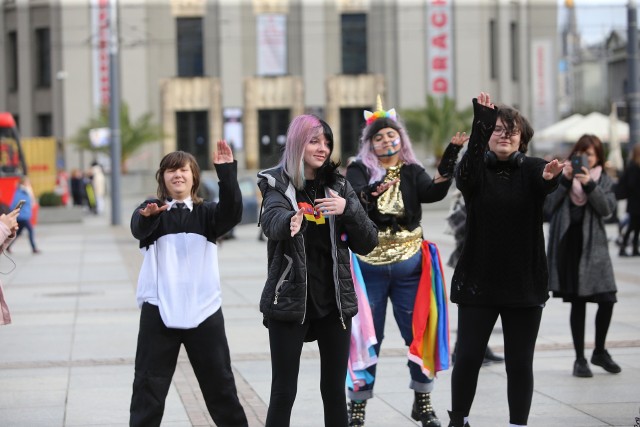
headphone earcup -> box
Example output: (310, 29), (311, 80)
(509, 151), (525, 167)
(484, 151), (497, 167)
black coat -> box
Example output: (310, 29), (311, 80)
(257, 167), (378, 325)
(346, 161), (451, 233)
(451, 100), (558, 307)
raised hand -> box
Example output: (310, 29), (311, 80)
(290, 208), (304, 237)
(477, 91), (495, 109)
(450, 131), (469, 146)
(139, 202), (169, 217)
(314, 189), (346, 216)
(213, 139), (234, 164)
(372, 179), (400, 197)
(543, 159), (565, 181)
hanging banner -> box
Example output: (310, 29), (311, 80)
(91, 0), (111, 108)
(257, 14), (287, 76)
(531, 38), (555, 131)
(426, 0), (453, 98)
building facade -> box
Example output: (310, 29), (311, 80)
(1, 0), (558, 172)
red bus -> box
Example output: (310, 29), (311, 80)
(0, 112), (29, 213)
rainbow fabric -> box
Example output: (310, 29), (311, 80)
(407, 241), (450, 378)
(347, 242), (450, 390)
(347, 252), (378, 391)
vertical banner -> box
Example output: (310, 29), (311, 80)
(426, 0), (453, 98)
(530, 38), (555, 131)
(257, 14), (287, 76)
(92, 0), (111, 109)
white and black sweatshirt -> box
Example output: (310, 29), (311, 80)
(131, 162), (243, 329)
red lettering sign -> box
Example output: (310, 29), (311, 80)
(432, 78), (448, 93)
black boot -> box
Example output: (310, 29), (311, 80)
(484, 346), (504, 363)
(348, 400), (366, 426)
(447, 410), (470, 427)
(411, 392), (441, 426)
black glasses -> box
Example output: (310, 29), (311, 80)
(493, 126), (520, 137)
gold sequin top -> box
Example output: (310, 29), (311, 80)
(357, 164), (423, 265)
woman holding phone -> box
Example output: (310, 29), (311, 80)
(0, 207), (19, 324)
(544, 134), (621, 378)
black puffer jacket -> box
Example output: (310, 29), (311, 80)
(257, 167), (378, 326)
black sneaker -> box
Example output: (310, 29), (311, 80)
(573, 358), (593, 378)
(591, 350), (622, 374)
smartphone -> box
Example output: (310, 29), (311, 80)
(15, 199), (26, 210)
(571, 154), (588, 176)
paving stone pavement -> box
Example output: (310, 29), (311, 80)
(0, 193), (638, 427)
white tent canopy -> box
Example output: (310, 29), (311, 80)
(536, 113), (585, 141)
(563, 112), (629, 143)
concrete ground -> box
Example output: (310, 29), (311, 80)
(0, 187), (638, 427)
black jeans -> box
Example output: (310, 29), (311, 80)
(130, 303), (247, 427)
(451, 304), (543, 426)
(266, 313), (352, 427)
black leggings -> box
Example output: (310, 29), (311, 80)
(451, 305), (543, 426)
(622, 213), (640, 251)
(570, 301), (614, 359)
(266, 314), (352, 427)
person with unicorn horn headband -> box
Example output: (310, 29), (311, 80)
(345, 95), (466, 427)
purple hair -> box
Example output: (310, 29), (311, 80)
(279, 115), (332, 190)
(356, 116), (421, 183)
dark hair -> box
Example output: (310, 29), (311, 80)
(315, 117), (341, 187)
(496, 105), (534, 154)
(569, 134), (606, 167)
(155, 151), (203, 204)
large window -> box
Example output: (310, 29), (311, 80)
(176, 111), (209, 169)
(35, 28), (51, 87)
(6, 31), (18, 92)
(340, 108), (364, 163)
(341, 13), (367, 75)
(37, 114), (52, 136)
(177, 18), (204, 77)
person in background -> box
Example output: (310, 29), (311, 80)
(8, 177), (40, 254)
(257, 114), (377, 427)
(129, 143), (248, 427)
(615, 143), (640, 257)
(448, 92), (563, 427)
(90, 161), (106, 214)
(545, 134), (621, 378)
(345, 99), (462, 427)
(0, 208), (20, 325)
(70, 169), (87, 207)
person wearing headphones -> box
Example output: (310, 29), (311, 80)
(447, 92), (564, 427)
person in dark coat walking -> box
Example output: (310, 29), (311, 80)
(257, 114), (378, 427)
(615, 143), (640, 256)
(545, 134), (621, 378)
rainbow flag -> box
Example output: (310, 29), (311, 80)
(407, 241), (450, 378)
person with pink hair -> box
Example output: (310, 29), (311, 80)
(345, 97), (465, 427)
(257, 114), (377, 427)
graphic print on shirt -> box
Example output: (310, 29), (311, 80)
(298, 201), (326, 224)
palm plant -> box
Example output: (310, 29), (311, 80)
(70, 103), (162, 173)
(401, 95), (473, 157)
